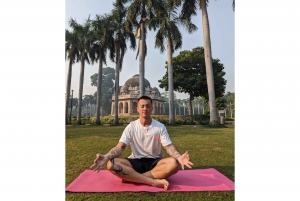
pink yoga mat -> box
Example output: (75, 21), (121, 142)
(66, 168), (234, 192)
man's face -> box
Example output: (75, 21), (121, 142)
(137, 99), (153, 118)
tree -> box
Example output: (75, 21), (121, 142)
(126, 0), (165, 96)
(192, 96), (204, 114)
(182, 98), (189, 116)
(158, 46), (226, 118)
(69, 17), (93, 124)
(65, 29), (80, 124)
(224, 92), (234, 118)
(216, 97), (226, 110)
(160, 91), (169, 115)
(176, 98), (184, 115)
(82, 94), (96, 117)
(180, 0), (235, 124)
(90, 14), (115, 124)
(71, 97), (78, 116)
(110, 0), (136, 124)
(90, 67), (115, 116)
(150, 0), (197, 124)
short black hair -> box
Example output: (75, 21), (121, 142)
(138, 95), (152, 104)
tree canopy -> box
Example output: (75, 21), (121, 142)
(158, 46), (227, 102)
(90, 67), (115, 115)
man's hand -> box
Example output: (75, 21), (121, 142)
(177, 151), (194, 170)
(90, 153), (108, 172)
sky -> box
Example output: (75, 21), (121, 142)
(2, 1), (300, 200)
(65, 0), (235, 99)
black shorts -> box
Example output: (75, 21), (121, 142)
(125, 158), (162, 174)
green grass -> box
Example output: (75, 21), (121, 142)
(66, 124), (234, 201)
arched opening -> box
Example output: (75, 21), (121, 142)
(159, 103), (162, 114)
(124, 102), (128, 113)
(119, 102), (123, 114)
(133, 101), (137, 113)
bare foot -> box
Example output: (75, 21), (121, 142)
(121, 179), (131, 183)
(153, 179), (169, 190)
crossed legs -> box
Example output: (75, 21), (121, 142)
(106, 157), (181, 190)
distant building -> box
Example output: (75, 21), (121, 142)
(111, 74), (165, 116)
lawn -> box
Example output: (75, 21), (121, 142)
(66, 124), (234, 201)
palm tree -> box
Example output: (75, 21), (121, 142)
(110, 0), (136, 124)
(68, 18), (93, 124)
(90, 14), (115, 124)
(150, 0), (197, 124)
(180, 0), (234, 125)
(196, 96), (205, 115)
(224, 92), (234, 118)
(126, 0), (165, 96)
(65, 29), (79, 125)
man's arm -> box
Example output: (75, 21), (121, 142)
(90, 142), (127, 172)
(164, 143), (181, 159)
(164, 143), (194, 170)
(104, 142), (127, 160)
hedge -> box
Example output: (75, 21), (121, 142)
(69, 115), (212, 125)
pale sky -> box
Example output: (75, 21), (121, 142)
(65, 0), (235, 99)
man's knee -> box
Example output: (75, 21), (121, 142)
(170, 157), (181, 171)
(163, 157), (181, 174)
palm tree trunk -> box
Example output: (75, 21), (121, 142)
(139, 21), (146, 96)
(114, 41), (120, 124)
(76, 57), (85, 124)
(65, 59), (72, 124)
(167, 37), (175, 124)
(189, 97), (193, 116)
(200, 0), (219, 125)
(95, 56), (103, 124)
(230, 101), (232, 118)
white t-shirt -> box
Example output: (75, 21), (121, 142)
(119, 118), (172, 159)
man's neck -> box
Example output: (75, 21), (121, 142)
(139, 118), (152, 127)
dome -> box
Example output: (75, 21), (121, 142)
(124, 74), (151, 88)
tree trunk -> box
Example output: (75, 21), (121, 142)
(200, 0), (219, 125)
(230, 101), (232, 118)
(139, 21), (146, 96)
(89, 102), (91, 117)
(167, 37), (175, 124)
(95, 56), (103, 124)
(65, 59), (72, 124)
(189, 97), (193, 116)
(76, 57), (85, 124)
(114, 41), (120, 124)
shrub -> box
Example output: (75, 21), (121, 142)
(68, 115), (212, 125)
(225, 117), (235, 121)
(193, 115), (210, 125)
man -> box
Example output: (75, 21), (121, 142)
(90, 95), (193, 190)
